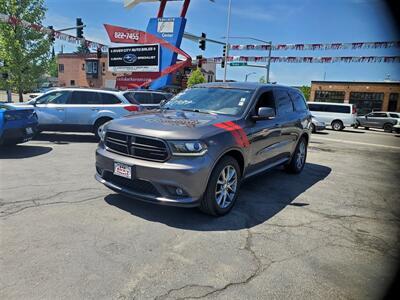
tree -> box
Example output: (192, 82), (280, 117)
(0, 0), (52, 102)
(259, 76), (266, 83)
(187, 68), (205, 87)
(75, 42), (90, 56)
(299, 85), (311, 100)
(48, 56), (58, 78)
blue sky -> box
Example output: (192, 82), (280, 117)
(44, 0), (400, 85)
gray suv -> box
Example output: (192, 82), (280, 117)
(355, 111), (400, 132)
(95, 83), (312, 216)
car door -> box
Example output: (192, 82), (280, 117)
(367, 112), (386, 128)
(34, 90), (70, 129)
(66, 91), (102, 129)
(246, 88), (283, 175)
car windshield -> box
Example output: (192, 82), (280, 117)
(163, 87), (254, 116)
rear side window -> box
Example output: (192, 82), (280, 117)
(133, 92), (153, 104)
(152, 93), (167, 103)
(99, 93), (121, 104)
(69, 91), (101, 104)
(275, 89), (294, 115)
(389, 113), (400, 118)
(290, 91), (308, 111)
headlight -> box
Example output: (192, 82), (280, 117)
(4, 114), (17, 121)
(168, 141), (208, 156)
(98, 125), (107, 142)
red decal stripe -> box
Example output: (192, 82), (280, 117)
(214, 122), (250, 148)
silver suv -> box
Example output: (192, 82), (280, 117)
(95, 82), (312, 216)
(355, 111), (400, 132)
(21, 88), (172, 138)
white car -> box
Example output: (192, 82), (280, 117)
(307, 102), (357, 131)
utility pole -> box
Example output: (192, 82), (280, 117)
(266, 41), (272, 83)
(223, 0), (232, 82)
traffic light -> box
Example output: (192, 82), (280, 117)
(198, 32), (206, 51)
(221, 44), (227, 68)
(76, 18), (84, 39)
(48, 26), (55, 43)
(196, 55), (203, 68)
(96, 47), (102, 59)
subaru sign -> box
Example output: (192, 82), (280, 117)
(108, 44), (159, 72)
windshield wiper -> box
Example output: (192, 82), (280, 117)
(181, 108), (211, 114)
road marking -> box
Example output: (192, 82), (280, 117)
(311, 136), (400, 150)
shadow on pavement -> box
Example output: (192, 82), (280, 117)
(34, 132), (98, 144)
(327, 128), (364, 134)
(104, 163), (331, 231)
(0, 144), (52, 159)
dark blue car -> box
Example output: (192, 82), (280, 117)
(0, 103), (38, 146)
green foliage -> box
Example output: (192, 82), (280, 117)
(299, 85), (311, 100)
(48, 56), (58, 77)
(187, 68), (206, 87)
(75, 42), (90, 55)
(259, 76), (266, 83)
(0, 0), (51, 101)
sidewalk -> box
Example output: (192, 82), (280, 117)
(0, 90), (33, 102)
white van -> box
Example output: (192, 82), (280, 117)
(307, 102), (357, 131)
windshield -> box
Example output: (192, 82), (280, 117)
(163, 87), (254, 116)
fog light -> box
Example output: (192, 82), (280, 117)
(176, 188), (183, 196)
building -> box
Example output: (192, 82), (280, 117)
(57, 53), (216, 92)
(310, 80), (400, 115)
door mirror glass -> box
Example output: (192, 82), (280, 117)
(253, 107), (275, 121)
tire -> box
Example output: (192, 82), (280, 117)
(285, 136), (307, 174)
(364, 127), (369, 130)
(383, 123), (393, 133)
(331, 120), (343, 131)
(200, 156), (241, 216)
(311, 124), (316, 133)
(354, 121), (360, 129)
(94, 118), (112, 140)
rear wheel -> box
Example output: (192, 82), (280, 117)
(354, 121), (360, 129)
(94, 118), (112, 140)
(331, 120), (343, 131)
(200, 156), (241, 216)
(364, 127), (369, 130)
(383, 123), (393, 133)
(285, 137), (307, 174)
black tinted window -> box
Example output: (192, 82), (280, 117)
(308, 103), (322, 111)
(134, 92), (153, 104)
(371, 113), (387, 118)
(389, 113), (400, 118)
(70, 91), (101, 104)
(290, 91), (308, 111)
(275, 89), (294, 115)
(325, 105), (350, 113)
(152, 93), (166, 103)
(100, 93), (121, 104)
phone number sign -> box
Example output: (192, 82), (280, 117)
(108, 45), (160, 72)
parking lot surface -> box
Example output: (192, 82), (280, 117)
(1, 129), (399, 299)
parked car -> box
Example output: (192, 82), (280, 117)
(307, 102), (357, 131)
(95, 82), (312, 216)
(16, 88), (172, 138)
(311, 115), (326, 133)
(0, 103), (38, 146)
(355, 111), (400, 133)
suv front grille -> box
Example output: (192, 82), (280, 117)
(103, 172), (161, 197)
(105, 131), (169, 162)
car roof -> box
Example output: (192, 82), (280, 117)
(193, 82), (298, 91)
(50, 87), (122, 94)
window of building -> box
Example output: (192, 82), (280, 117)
(314, 90), (345, 103)
(58, 64), (64, 73)
(388, 93), (398, 112)
(70, 80), (75, 86)
(349, 92), (384, 115)
(86, 60), (98, 75)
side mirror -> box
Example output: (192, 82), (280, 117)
(252, 107), (275, 121)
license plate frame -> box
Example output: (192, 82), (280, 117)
(113, 162), (132, 179)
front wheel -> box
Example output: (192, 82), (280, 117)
(285, 137), (307, 174)
(200, 156), (241, 216)
(383, 123), (393, 133)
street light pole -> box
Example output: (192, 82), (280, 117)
(245, 72), (256, 82)
(266, 41), (272, 83)
(223, 0), (232, 82)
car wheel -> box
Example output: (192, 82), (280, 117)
(94, 118), (112, 140)
(383, 123), (393, 133)
(354, 121), (360, 129)
(331, 120), (343, 131)
(200, 156), (241, 216)
(311, 124), (316, 133)
(285, 136), (307, 174)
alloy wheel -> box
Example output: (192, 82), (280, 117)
(296, 140), (306, 170)
(215, 165), (237, 209)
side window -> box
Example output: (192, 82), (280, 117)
(254, 91), (276, 115)
(152, 93), (166, 104)
(274, 89), (294, 115)
(35, 91), (70, 104)
(389, 113), (400, 118)
(134, 92), (153, 104)
(371, 112), (387, 118)
(325, 105), (350, 113)
(100, 93), (122, 104)
(290, 91), (308, 111)
(69, 91), (101, 105)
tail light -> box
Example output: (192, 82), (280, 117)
(352, 105), (357, 114)
(124, 105), (139, 112)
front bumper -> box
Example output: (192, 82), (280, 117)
(393, 124), (400, 133)
(0, 124), (37, 144)
(95, 145), (213, 207)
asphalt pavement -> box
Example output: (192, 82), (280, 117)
(1, 129), (399, 300)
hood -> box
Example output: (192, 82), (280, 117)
(106, 109), (239, 140)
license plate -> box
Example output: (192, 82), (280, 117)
(113, 162), (132, 179)
(26, 127), (33, 135)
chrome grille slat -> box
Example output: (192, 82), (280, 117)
(105, 131), (169, 162)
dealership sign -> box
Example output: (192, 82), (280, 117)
(108, 45), (160, 72)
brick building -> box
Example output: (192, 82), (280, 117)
(310, 80), (400, 115)
(57, 53), (216, 92)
